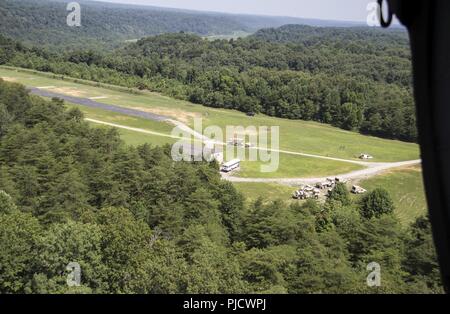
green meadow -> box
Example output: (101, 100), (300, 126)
(0, 67), (420, 163)
(357, 166), (427, 225)
(0, 67), (427, 223)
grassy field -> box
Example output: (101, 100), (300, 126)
(0, 67), (427, 224)
(65, 104), (364, 178)
(0, 67), (420, 163)
(232, 182), (295, 203)
(204, 31), (252, 41)
(237, 153), (361, 178)
(357, 166), (427, 225)
(92, 125), (177, 147)
(234, 163), (428, 227)
(65, 103), (175, 134)
(235, 166), (428, 227)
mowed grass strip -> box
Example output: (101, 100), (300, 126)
(65, 103), (175, 134)
(1, 67), (420, 162)
(92, 126), (177, 147)
(357, 166), (428, 225)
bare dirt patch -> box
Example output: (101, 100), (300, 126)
(1, 77), (18, 82)
(381, 164), (422, 176)
(132, 106), (201, 124)
(89, 96), (109, 100)
(51, 87), (86, 98)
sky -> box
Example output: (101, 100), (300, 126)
(95, 0), (378, 22)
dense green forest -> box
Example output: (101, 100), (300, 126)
(0, 0), (242, 49)
(0, 23), (416, 141)
(0, 79), (442, 293)
(0, 0), (353, 49)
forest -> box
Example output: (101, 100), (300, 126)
(0, 0), (345, 49)
(0, 79), (442, 293)
(1, 23), (416, 141)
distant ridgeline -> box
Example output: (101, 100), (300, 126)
(0, 2), (416, 142)
(0, 0), (358, 49)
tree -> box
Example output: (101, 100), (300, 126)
(403, 216), (444, 293)
(241, 200), (301, 248)
(240, 246), (295, 293)
(327, 182), (351, 206)
(0, 190), (17, 214)
(0, 103), (12, 137)
(338, 102), (362, 130)
(33, 221), (106, 293)
(95, 207), (155, 293)
(182, 225), (246, 294)
(0, 211), (41, 293)
(360, 188), (395, 219)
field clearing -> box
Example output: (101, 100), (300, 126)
(0, 67), (426, 224)
(235, 165), (428, 227)
(77, 105), (363, 178)
(356, 166), (428, 225)
(91, 124), (178, 147)
(65, 103), (174, 134)
(63, 102), (363, 178)
(236, 153), (362, 178)
(203, 31), (252, 41)
(0, 67), (420, 162)
(233, 182), (295, 203)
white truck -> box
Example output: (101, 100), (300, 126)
(293, 188), (320, 200)
(221, 159), (241, 173)
(351, 185), (367, 194)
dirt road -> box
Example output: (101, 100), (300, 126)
(86, 118), (421, 186)
(221, 159), (421, 186)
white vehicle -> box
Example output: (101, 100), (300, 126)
(293, 189), (319, 200)
(335, 177), (348, 184)
(227, 138), (245, 147)
(292, 190), (303, 199)
(221, 159), (241, 172)
(351, 185), (367, 194)
(317, 180), (334, 189)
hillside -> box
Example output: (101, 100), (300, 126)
(0, 67), (419, 163)
(0, 0), (444, 296)
(0, 22), (416, 142)
(0, 0), (360, 49)
(251, 24), (409, 46)
(0, 78), (443, 293)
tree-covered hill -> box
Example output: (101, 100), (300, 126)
(0, 0), (241, 49)
(0, 0), (359, 49)
(251, 24), (409, 47)
(0, 22), (416, 141)
(0, 79), (443, 293)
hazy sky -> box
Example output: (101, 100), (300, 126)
(95, 0), (377, 22)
